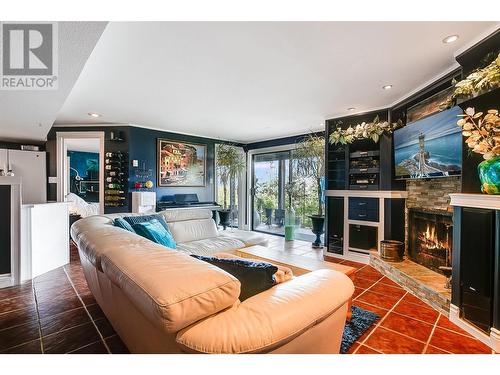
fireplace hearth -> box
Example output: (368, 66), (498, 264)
(408, 209), (453, 275)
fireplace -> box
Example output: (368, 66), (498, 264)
(408, 209), (453, 275)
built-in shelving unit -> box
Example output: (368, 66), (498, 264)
(324, 108), (406, 263)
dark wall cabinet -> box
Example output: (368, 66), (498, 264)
(452, 207), (500, 334)
(0, 185), (11, 275)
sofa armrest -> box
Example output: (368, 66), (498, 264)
(175, 269), (354, 353)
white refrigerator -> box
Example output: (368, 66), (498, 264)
(4, 149), (47, 204)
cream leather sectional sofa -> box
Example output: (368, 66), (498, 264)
(71, 208), (354, 353)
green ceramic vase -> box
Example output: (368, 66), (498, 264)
(478, 156), (500, 194)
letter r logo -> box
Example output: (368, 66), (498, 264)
(2, 23), (53, 75)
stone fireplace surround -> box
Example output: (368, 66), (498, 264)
(370, 177), (461, 315)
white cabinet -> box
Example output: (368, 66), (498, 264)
(21, 202), (69, 281)
(6, 149), (47, 204)
(0, 149), (7, 173)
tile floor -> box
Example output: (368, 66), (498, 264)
(0, 234), (495, 354)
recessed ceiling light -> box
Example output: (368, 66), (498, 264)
(382, 85), (393, 90)
(347, 107), (356, 111)
(442, 35), (459, 44)
(88, 112), (102, 118)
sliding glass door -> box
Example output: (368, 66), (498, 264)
(251, 151), (290, 236)
(251, 149), (323, 242)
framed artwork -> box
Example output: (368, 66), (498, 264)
(406, 86), (454, 123)
(157, 139), (207, 187)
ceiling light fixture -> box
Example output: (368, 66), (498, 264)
(382, 85), (393, 90)
(347, 107), (356, 111)
(442, 35), (459, 44)
(88, 112), (102, 118)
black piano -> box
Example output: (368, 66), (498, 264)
(156, 194), (221, 212)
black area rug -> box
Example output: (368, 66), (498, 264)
(340, 305), (380, 354)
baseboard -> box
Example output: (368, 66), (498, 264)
(0, 275), (14, 288)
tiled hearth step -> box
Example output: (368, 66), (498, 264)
(370, 252), (450, 315)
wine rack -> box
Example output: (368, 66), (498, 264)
(104, 151), (128, 208)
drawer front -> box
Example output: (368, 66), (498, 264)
(349, 197), (379, 211)
(348, 208), (379, 222)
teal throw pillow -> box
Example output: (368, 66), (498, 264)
(133, 219), (177, 249)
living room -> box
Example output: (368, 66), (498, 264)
(1, 1), (500, 372)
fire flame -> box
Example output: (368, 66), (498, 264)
(419, 224), (449, 250)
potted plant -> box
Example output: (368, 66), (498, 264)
(294, 133), (325, 247)
(458, 107), (500, 194)
(216, 143), (245, 229)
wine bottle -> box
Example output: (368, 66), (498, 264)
(105, 165), (123, 170)
(105, 189), (125, 195)
(106, 183), (124, 189)
(105, 196), (126, 202)
(106, 177), (124, 183)
(108, 171), (125, 177)
(105, 159), (123, 165)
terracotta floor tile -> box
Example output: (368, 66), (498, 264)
(40, 306), (92, 336)
(106, 335), (130, 354)
(393, 300), (439, 324)
(429, 327), (492, 354)
(341, 260), (366, 269)
(352, 287), (365, 299)
(436, 315), (471, 336)
(356, 290), (401, 310)
(378, 276), (402, 288)
(356, 345), (382, 354)
(0, 293), (35, 314)
(0, 320), (40, 351)
(346, 342), (360, 354)
(324, 256), (344, 264)
(369, 283), (406, 299)
(43, 321), (101, 354)
(0, 282), (33, 301)
(353, 277), (377, 290)
(352, 301), (389, 319)
(69, 340), (108, 354)
(425, 345), (450, 354)
(358, 266), (381, 276)
(401, 293), (432, 308)
(95, 317), (116, 338)
(353, 272), (383, 283)
(37, 294), (83, 320)
(86, 304), (105, 320)
(0, 339), (42, 354)
(381, 312), (434, 342)
(365, 327), (426, 354)
(0, 305), (38, 330)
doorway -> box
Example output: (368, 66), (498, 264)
(56, 132), (105, 216)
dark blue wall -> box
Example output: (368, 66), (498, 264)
(128, 127), (217, 202)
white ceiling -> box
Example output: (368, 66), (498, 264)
(66, 138), (100, 153)
(0, 22), (107, 142)
(4, 22), (500, 144)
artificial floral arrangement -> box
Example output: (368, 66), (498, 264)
(457, 107), (500, 160)
(443, 51), (500, 108)
(329, 115), (402, 145)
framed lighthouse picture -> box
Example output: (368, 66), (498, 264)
(157, 139), (207, 187)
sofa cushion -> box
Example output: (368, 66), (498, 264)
(191, 255), (278, 301)
(124, 214), (171, 232)
(166, 218), (218, 244)
(176, 237), (246, 256)
(219, 229), (269, 247)
(114, 217), (135, 232)
(100, 245), (241, 333)
(133, 219), (177, 249)
(161, 208), (213, 222)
